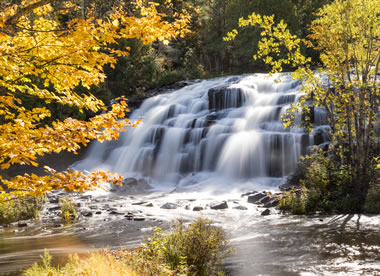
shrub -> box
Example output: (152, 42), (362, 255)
(140, 217), (230, 275)
(24, 218), (230, 275)
(0, 196), (45, 225)
(364, 185), (380, 214)
(59, 198), (78, 224)
(279, 188), (307, 215)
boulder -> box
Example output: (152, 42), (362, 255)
(247, 193), (266, 204)
(263, 199), (280, 208)
(161, 203), (177, 209)
(210, 201), (228, 210)
(193, 206), (203, 211)
(261, 209), (271, 216)
(17, 222), (28, 227)
(259, 196), (272, 205)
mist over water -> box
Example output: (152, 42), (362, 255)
(74, 73), (329, 192)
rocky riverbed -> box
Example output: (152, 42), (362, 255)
(1, 178), (380, 275)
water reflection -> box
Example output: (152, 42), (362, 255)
(1, 201), (379, 275)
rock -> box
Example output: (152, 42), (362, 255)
(82, 211), (93, 217)
(124, 214), (134, 220)
(208, 85), (246, 110)
(95, 211), (102, 215)
(279, 182), (297, 192)
(48, 206), (61, 212)
(233, 205), (248, 210)
(210, 201), (228, 210)
(261, 209), (271, 216)
(80, 195), (92, 200)
(193, 206), (203, 211)
(263, 199), (280, 208)
(259, 196), (272, 205)
(144, 203), (154, 207)
(49, 197), (59, 204)
(161, 203), (177, 209)
(17, 222), (28, 227)
(133, 217), (145, 221)
(54, 224), (63, 228)
(109, 210), (123, 215)
(132, 201), (148, 205)
(247, 193), (266, 204)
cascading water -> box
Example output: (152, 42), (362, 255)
(74, 73), (329, 191)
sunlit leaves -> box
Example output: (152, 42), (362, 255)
(225, 0), (379, 172)
(0, 0), (191, 201)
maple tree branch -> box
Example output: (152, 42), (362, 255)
(4, 0), (55, 26)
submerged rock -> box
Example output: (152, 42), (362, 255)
(210, 201), (228, 210)
(161, 203), (177, 209)
(17, 222), (28, 228)
(81, 211), (93, 217)
(233, 205), (248, 210)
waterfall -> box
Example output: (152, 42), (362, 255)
(74, 73), (330, 191)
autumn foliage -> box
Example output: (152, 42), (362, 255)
(225, 0), (379, 209)
(0, 0), (190, 200)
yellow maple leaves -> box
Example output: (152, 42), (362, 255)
(225, 0), (379, 172)
(0, 0), (191, 201)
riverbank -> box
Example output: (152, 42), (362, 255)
(1, 184), (380, 275)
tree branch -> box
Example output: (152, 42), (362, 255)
(4, 0), (55, 26)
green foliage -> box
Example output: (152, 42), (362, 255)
(59, 198), (78, 224)
(280, 152), (380, 214)
(138, 217), (230, 275)
(280, 188), (307, 215)
(0, 196), (44, 225)
(142, 218), (230, 275)
(364, 185), (380, 214)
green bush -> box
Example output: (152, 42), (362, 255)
(59, 198), (78, 224)
(280, 150), (380, 214)
(140, 217), (230, 275)
(279, 188), (307, 215)
(0, 196), (45, 225)
(364, 185), (380, 213)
